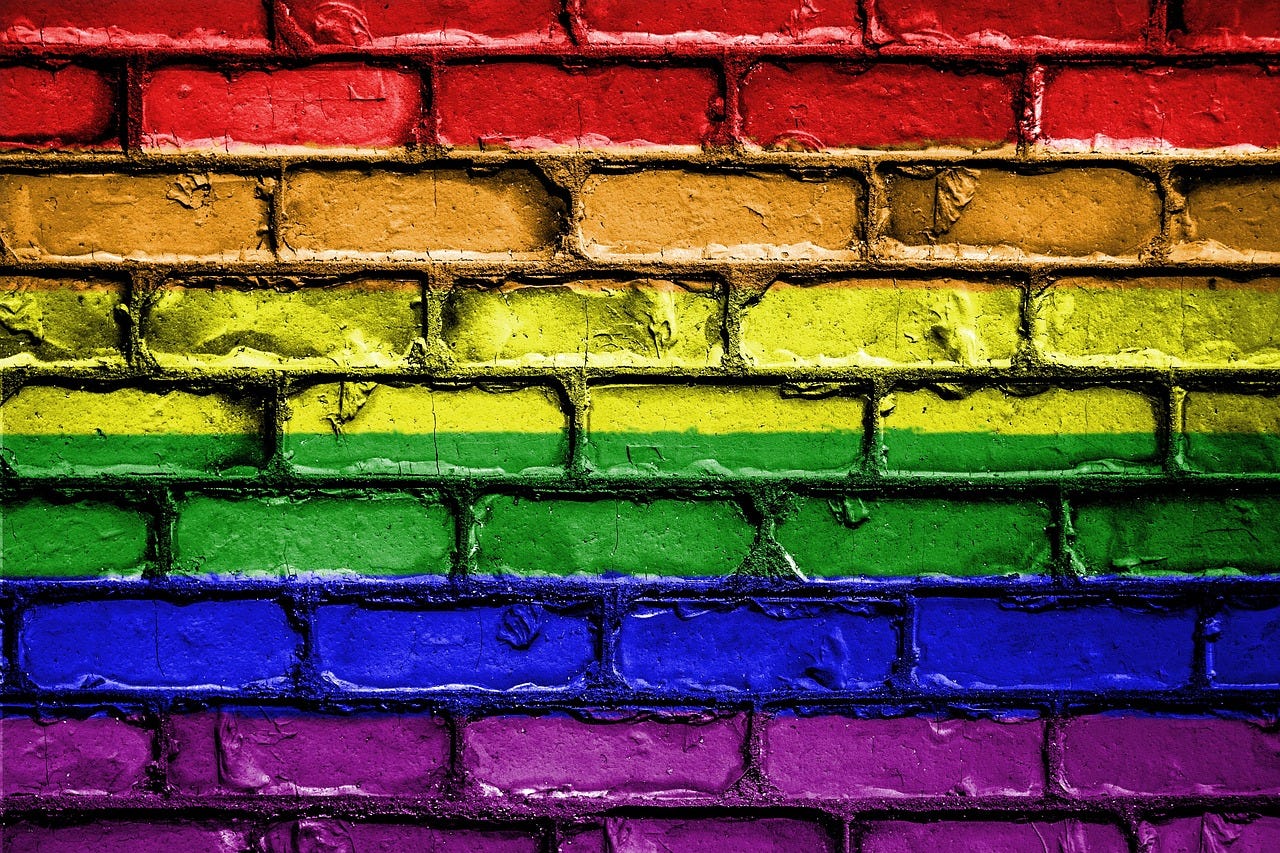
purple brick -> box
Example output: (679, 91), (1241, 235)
(168, 709), (450, 796)
(1, 715), (152, 796)
(463, 713), (746, 800)
(603, 818), (833, 852)
(1060, 715), (1280, 796)
(859, 820), (1127, 852)
(4, 823), (245, 853)
(763, 715), (1045, 799)
(260, 820), (540, 853)
(1141, 815), (1280, 853)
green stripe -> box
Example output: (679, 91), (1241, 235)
(1184, 434), (1280, 473)
(284, 431), (568, 475)
(1, 434), (263, 476)
(882, 431), (1160, 472)
(586, 431), (863, 474)
(3, 500), (150, 578)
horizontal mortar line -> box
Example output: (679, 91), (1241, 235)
(2, 794), (1277, 822)
(5, 149), (1280, 170)
(5, 576), (1280, 601)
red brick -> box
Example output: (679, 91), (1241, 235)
(0, 0), (269, 50)
(278, 0), (565, 48)
(0, 64), (115, 146)
(763, 715), (1045, 799)
(867, 0), (1150, 49)
(141, 64), (422, 150)
(581, 0), (860, 43)
(1041, 65), (1280, 150)
(437, 62), (718, 149)
(1142, 815), (1280, 853)
(1060, 715), (1280, 796)
(462, 714), (747, 799)
(1176, 1), (1280, 49)
(741, 62), (1017, 150)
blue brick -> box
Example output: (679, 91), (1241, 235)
(618, 601), (898, 693)
(915, 598), (1196, 691)
(314, 604), (596, 691)
(1211, 604), (1280, 687)
(20, 600), (298, 691)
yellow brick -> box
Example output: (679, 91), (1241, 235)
(442, 279), (723, 367)
(1033, 276), (1280, 367)
(884, 168), (1160, 259)
(741, 278), (1021, 367)
(0, 173), (270, 262)
(1184, 392), (1280, 435)
(142, 279), (423, 369)
(1175, 173), (1280, 260)
(579, 170), (860, 260)
(280, 169), (564, 259)
(0, 277), (123, 366)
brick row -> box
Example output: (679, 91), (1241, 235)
(7, 710), (1280, 802)
(7, 61), (1280, 150)
(5, 593), (1280, 692)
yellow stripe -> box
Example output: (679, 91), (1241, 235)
(1184, 393), (1280, 435)
(589, 385), (864, 435)
(285, 384), (565, 435)
(0, 386), (260, 436)
(883, 387), (1156, 435)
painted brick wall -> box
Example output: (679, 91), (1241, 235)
(2, 0), (1279, 850)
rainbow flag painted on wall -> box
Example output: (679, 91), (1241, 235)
(3, 1), (1280, 850)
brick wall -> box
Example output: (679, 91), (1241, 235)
(2, 0), (1280, 850)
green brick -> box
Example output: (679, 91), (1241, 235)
(2, 500), (149, 578)
(173, 494), (454, 577)
(775, 497), (1053, 578)
(1072, 497), (1280, 575)
(473, 495), (755, 577)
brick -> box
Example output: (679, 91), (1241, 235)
(262, 821), (539, 853)
(0, 64), (115, 146)
(280, 168), (563, 260)
(775, 497), (1053, 578)
(867, 0), (1149, 48)
(1, 385), (264, 476)
(5, 823), (246, 853)
(1185, 393), (1280, 473)
(1142, 815), (1280, 853)
(438, 63), (718, 149)
(763, 714), (1044, 798)
(602, 818), (833, 852)
(1175, 0), (1280, 49)
(0, 277), (123, 366)
(618, 602), (897, 693)
(1072, 496), (1280, 576)
(20, 599), (298, 690)
(141, 64), (421, 151)
(581, 0), (859, 42)
(142, 278), (423, 370)
(279, 0), (564, 48)
(884, 167), (1160, 259)
(463, 713), (747, 799)
(1041, 66), (1280, 151)
(741, 277), (1021, 367)
(473, 495), (754, 577)
(881, 386), (1158, 472)
(1212, 605), (1280, 686)
(1061, 715), (1280, 795)
(1, 715), (152, 796)
(0, 0), (269, 49)
(2, 499), (149, 578)
(173, 494), (454, 577)
(443, 278), (722, 368)
(285, 384), (568, 475)
(314, 604), (595, 691)
(0, 173), (271, 262)
(860, 821), (1127, 853)
(1177, 173), (1280, 260)
(586, 384), (865, 475)
(915, 598), (1196, 690)
(1033, 276), (1280, 367)
(169, 709), (450, 796)
(579, 170), (860, 260)
(742, 63), (1017, 150)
